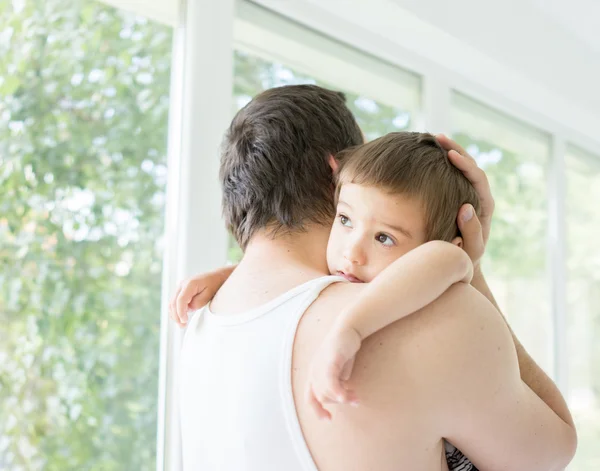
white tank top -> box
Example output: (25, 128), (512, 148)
(180, 275), (345, 471)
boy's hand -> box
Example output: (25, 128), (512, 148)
(169, 277), (214, 327)
(436, 134), (495, 267)
(168, 266), (235, 327)
(306, 324), (361, 421)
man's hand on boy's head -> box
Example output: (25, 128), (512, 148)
(436, 134), (495, 243)
(436, 134), (495, 267)
(457, 204), (485, 267)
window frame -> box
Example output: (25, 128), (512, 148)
(90, 0), (600, 469)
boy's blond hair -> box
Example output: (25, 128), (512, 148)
(336, 132), (481, 242)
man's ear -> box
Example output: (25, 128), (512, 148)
(328, 154), (339, 173)
(451, 236), (463, 248)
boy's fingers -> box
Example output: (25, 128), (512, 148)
(188, 290), (213, 311)
(176, 282), (206, 325)
(340, 357), (355, 381)
(328, 380), (349, 403)
(340, 385), (359, 406)
(307, 387), (331, 420)
(176, 289), (190, 325)
(169, 284), (183, 323)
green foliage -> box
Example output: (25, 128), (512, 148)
(0, 0), (171, 468)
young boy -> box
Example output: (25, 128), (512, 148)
(307, 131), (480, 411)
(178, 132), (481, 470)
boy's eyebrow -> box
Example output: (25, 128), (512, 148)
(381, 221), (413, 239)
(337, 200), (352, 209)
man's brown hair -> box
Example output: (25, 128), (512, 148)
(336, 132), (481, 242)
(220, 85), (363, 249)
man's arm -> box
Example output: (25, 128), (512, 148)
(425, 284), (577, 471)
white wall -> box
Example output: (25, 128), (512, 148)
(254, 0), (600, 153)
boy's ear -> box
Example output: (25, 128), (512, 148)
(451, 236), (463, 248)
(328, 154), (339, 173)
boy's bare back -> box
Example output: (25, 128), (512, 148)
(292, 281), (508, 471)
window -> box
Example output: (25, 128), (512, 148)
(566, 145), (600, 471)
(450, 92), (553, 374)
(227, 5), (422, 262)
(228, 50), (421, 263)
(0, 0), (172, 469)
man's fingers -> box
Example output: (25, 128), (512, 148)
(447, 149), (494, 208)
(448, 149), (494, 239)
(457, 204), (485, 264)
(436, 134), (471, 161)
(448, 150), (487, 190)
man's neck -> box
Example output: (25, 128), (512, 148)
(211, 223), (332, 313)
(242, 224), (331, 274)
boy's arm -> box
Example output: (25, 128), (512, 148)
(306, 241), (472, 418)
(335, 241), (473, 341)
(169, 265), (236, 326)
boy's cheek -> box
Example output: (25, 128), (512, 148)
(325, 242), (339, 274)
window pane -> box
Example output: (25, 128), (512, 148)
(451, 92), (553, 374)
(228, 50), (421, 262)
(566, 146), (600, 471)
(0, 1), (172, 469)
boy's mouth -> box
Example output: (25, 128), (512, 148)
(337, 270), (364, 283)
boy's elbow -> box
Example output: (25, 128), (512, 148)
(436, 241), (473, 282)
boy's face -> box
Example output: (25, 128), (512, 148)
(327, 184), (428, 283)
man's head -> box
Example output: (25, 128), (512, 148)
(220, 85), (364, 249)
(327, 132), (481, 283)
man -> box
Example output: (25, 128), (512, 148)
(172, 85), (576, 470)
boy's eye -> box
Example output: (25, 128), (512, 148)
(339, 215), (352, 228)
(376, 233), (394, 247)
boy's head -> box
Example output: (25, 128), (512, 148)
(327, 132), (481, 283)
(220, 85), (363, 250)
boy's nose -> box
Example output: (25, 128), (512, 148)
(344, 241), (366, 266)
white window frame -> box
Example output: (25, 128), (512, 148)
(93, 0), (600, 469)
